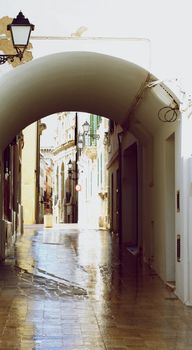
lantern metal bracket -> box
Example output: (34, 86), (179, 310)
(0, 11), (34, 65)
(0, 49), (23, 65)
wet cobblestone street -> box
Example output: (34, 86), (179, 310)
(0, 224), (192, 349)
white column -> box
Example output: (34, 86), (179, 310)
(175, 107), (192, 304)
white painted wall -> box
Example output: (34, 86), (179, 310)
(144, 104), (192, 305)
(108, 106), (192, 305)
(21, 122), (37, 224)
(78, 154), (100, 229)
(178, 107), (192, 305)
(152, 122), (177, 280)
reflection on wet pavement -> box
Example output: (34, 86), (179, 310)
(0, 224), (192, 349)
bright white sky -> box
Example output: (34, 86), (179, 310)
(1, 0), (192, 87)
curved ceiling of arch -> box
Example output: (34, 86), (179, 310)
(0, 51), (179, 149)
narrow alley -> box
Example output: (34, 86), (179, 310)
(0, 225), (192, 350)
(1, 3), (192, 350)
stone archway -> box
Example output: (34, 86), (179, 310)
(0, 51), (186, 304)
(0, 51), (173, 150)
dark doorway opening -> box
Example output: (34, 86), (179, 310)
(122, 142), (138, 247)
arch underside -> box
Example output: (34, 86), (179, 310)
(0, 51), (179, 149)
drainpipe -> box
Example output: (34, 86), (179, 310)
(35, 122), (40, 224)
(75, 112), (78, 222)
(35, 121), (46, 224)
(0, 153), (5, 260)
(117, 131), (124, 245)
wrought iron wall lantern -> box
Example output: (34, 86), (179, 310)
(103, 131), (110, 146)
(77, 133), (84, 150)
(67, 159), (74, 176)
(0, 11), (34, 65)
(67, 159), (80, 181)
(82, 120), (100, 140)
(103, 131), (112, 153)
(77, 120), (100, 151)
(4, 166), (10, 180)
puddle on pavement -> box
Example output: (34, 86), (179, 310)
(3, 226), (163, 304)
(9, 226), (120, 300)
(15, 265), (87, 298)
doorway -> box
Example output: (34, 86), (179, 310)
(122, 143), (138, 246)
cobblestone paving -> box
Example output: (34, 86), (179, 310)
(0, 224), (192, 349)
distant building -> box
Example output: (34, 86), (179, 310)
(21, 121), (46, 224)
(21, 112), (109, 227)
(21, 122), (38, 224)
(41, 112), (109, 227)
(50, 112), (77, 223)
(39, 149), (53, 222)
(77, 113), (109, 229)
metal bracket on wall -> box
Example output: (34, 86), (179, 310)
(177, 234), (181, 262)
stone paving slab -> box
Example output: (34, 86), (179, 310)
(0, 225), (192, 349)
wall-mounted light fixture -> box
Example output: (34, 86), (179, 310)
(0, 11), (34, 65)
(67, 159), (74, 176)
(82, 120), (100, 140)
(77, 133), (84, 150)
(67, 159), (82, 181)
(103, 131), (110, 146)
(103, 131), (112, 153)
(4, 165), (10, 180)
(77, 120), (100, 151)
